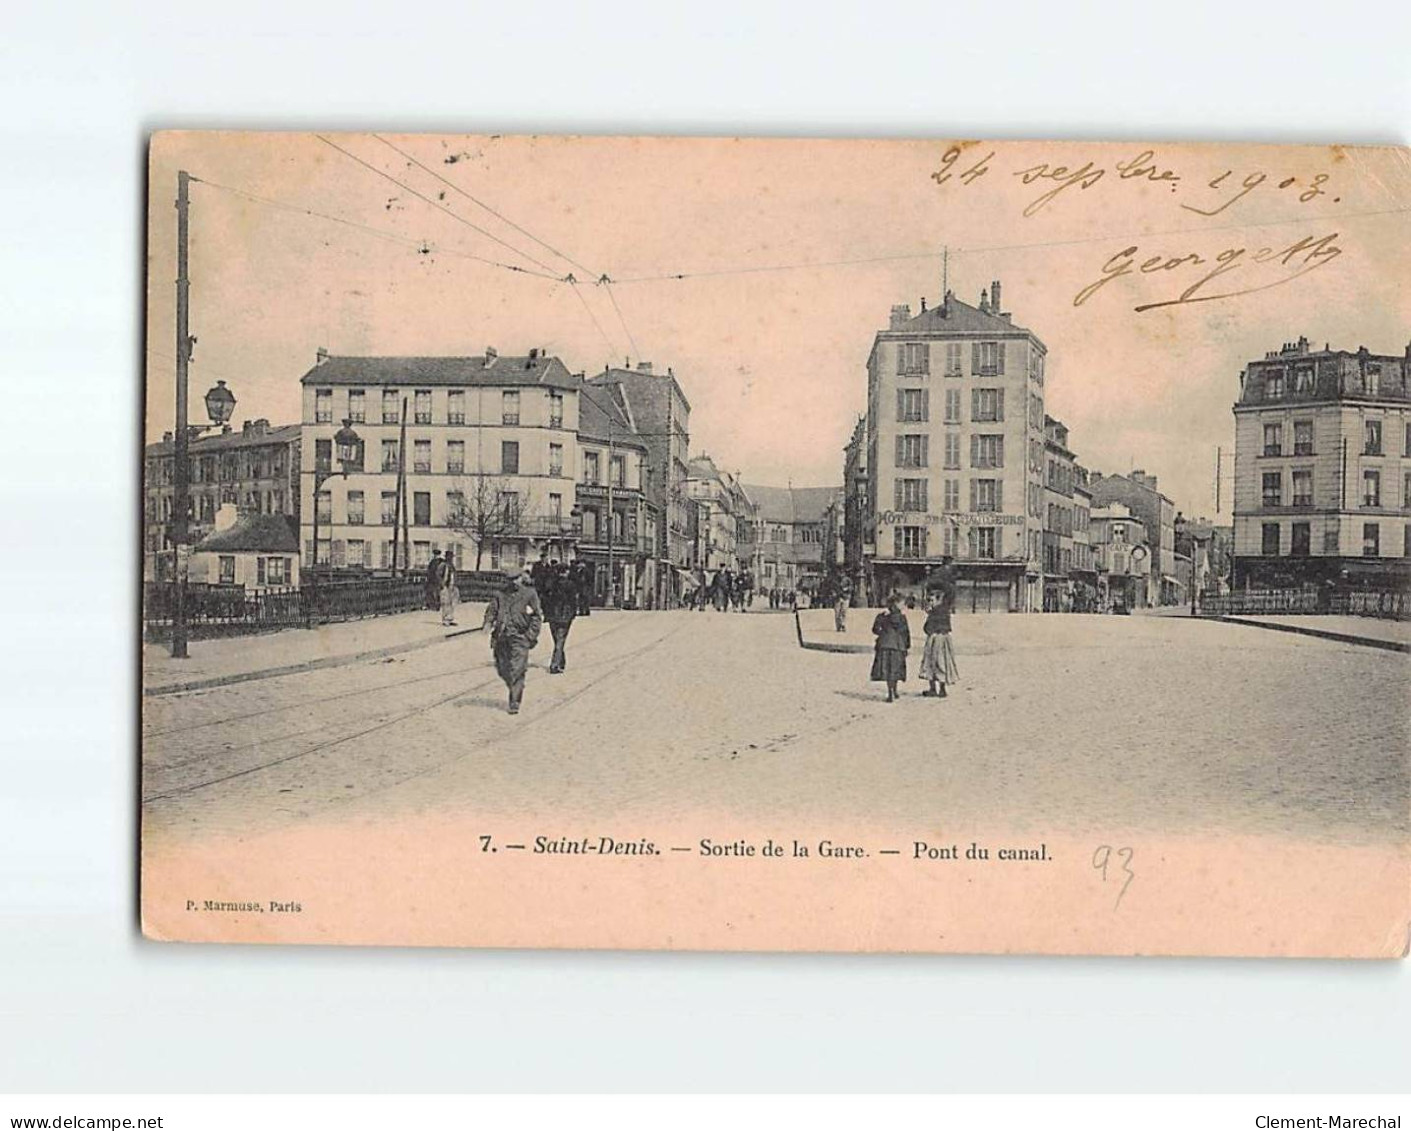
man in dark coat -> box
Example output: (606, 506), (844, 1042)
(482, 569), (543, 715)
(425, 549), (445, 610)
(542, 562), (578, 674)
(573, 559), (594, 616)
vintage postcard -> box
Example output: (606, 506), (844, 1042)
(141, 132), (1410, 956)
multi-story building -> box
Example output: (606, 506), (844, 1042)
(1042, 415), (1078, 611)
(1231, 336), (1411, 589)
(575, 381), (657, 607)
(1088, 469), (1178, 604)
(143, 418), (301, 581)
(1072, 467), (1097, 610)
(1090, 502), (1152, 610)
(742, 484), (838, 595)
(687, 454), (750, 571)
(841, 415), (869, 603)
(588, 361), (693, 607)
(297, 348), (582, 576)
(863, 281), (1048, 612)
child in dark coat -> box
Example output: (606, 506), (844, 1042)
(870, 592), (911, 702)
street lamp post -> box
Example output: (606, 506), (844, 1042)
(307, 419), (363, 619)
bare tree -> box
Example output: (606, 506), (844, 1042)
(445, 470), (538, 570)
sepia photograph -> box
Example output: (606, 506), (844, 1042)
(139, 132), (1411, 957)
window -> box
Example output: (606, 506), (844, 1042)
(1324, 527), (1339, 553)
(972, 478), (1001, 512)
(944, 388), (962, 423)
(413, 541), (431, 569)
(347, 490), (365, 525)
(502, 390), (520, 425)
(944, 342), (963, 377)
(1405, 422), (1411, 457)
(1262, 522), (1280, 556)
(381, 439), (399, 472)
(1291, 470), (1313, 508)
(1113, 523), (1126, 543)
(972, 527), (998, 559)
(1263, 423), (1282, 457)
(501, 441), (520, 475)
(199, 495), (214, 523)
(897, 388), (928, 422)
(447, 441), (465, 475)
(315, 388), (332, 423)
(1293, 420), (1313, 456)
(446, 490), (464, 519)
(548, 492), (563, 519)
(499, 491), (520, 524)
(895, 478), (927, 511)
(315, 438), (332, 473)
(894, 525), (927, 558)
(973, 340), (1005, 376)
(972, 388), (1004, 422)
(413, 491), (431, 527)
(447, 389), (465, 426)
(1405, 472), (1411, 510)
(943, 432), (961, 469)
(548, 442), (564, 476)
(267, 556), (288, 585)
(1294, 365), (1314, 393)
(1291, 523), (1311, 557)
(346, 539), (366, 568)
(347, 389), (365, 424)
(1366, 365), (1381, 397)
(1262, 472), (1282, 507)
(414, 439), (431, 473)
(1362, 470), (1381, 508)
(896, 434), (928, 469)
(313, 539), (331, 566)
(970, 434), (1004, 469)
(897, 342), (930, 376)
(414, 390), (432, 425)
(315, 491), (331, 522)
(610, 454), (626, 487)
(1363, 522), (1380, 557)
(490, 540), (525, 571)
(943, 478), (960, 512)
(382, 390), (400, 424)
(1263, 369), (1284, 399)
(381, 491), (397, 525)
(584, 451), (600, 484)
(549, 391), (564, 428)
(1364, 419), (1382, 456)
(218, 555), (236, 584)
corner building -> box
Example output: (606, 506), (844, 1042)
(864, 281), (1048, 612)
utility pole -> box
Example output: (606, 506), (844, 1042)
(606, 410), (616, 607)
(171, 170), (192, 659)
(399, 397), (410, 575)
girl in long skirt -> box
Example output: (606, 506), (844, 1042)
(919, 589), (958, 698)
(870, 592), (911, 702)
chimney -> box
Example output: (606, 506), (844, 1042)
(214, 502), (239, 533)
(315, 346), (329, 366)
(162, 430), (173, 443)
(889, 304), (911, 330)
(990, 280), (1002, 314)
(636, 361), (653, 374)
(941, 289), (952, 317)
(979, 289), (990, 313)
(485, 346), (498, 365)
(920, 296), (927, 313)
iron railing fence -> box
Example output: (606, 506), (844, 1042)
(1199, 587), (1409, 621)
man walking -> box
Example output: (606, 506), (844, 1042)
(439, 549), (458, 627)
(543, 561), (578, 674)
(425, 548), (444, 610)
(482, 568), (543, 715)
(834, 575), (852, 633)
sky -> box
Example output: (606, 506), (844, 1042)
(146, 134), (1411, 521)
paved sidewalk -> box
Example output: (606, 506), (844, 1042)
(1215, 613), (1411, 653)
(144, 603), (489, 695)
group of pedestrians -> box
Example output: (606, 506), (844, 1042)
(478, 557), (594, 715)
(870, 561), (959, 703)
(692, 568), (753, 612)
(425, 549), (459, 627)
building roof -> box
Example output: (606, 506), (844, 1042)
(591, 364), (693, 414)
(578, 384), (647, 450)
(688, 454), (725, 483)
(298, 353), (579, 390)
(743, 484), (839, 525)
(891, 293), (1035, 338)
(195, 514), (300, 554)
(146, 422), (300, 458)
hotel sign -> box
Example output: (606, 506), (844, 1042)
(878, 510), (1026, 527)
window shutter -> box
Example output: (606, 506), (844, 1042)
(893, 527), (903, 558)
(971, 389), (980, 421)
(920, 526), (929, 558)
(896, 345), (905, 375)
(997, 342), (1007, 374)
(970, 434), (980, 467)
(971, 342), (981, 373)
(996, 436), (1004, 468)
(920, 435), (929, 467)
(896, 389), (906, 422)
(996, 389), (1005, 421)
(922, 343), (931, 374)
(332, 539), (346, 568)
(894, 479), (903, 510)
(920, 479), (929, 510)
(993, 527), (1003, 558)
(969, 479), (977, 511)
(921, 389), (930, 421)
(967, 527), (977, 558)
(257, 557), (266, 584)
(995, 480), (1004, 511)
(895, 435), (904, 466)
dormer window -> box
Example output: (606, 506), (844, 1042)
(1263, 369), (1284, 399)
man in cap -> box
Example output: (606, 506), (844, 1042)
(481, 566), (544, 715)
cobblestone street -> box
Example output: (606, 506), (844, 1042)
(142, 610), (1409, 847)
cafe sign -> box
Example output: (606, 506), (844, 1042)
(878, 510), (1026, 527)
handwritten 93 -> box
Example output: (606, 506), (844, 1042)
(930, 144), (1346, 313)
